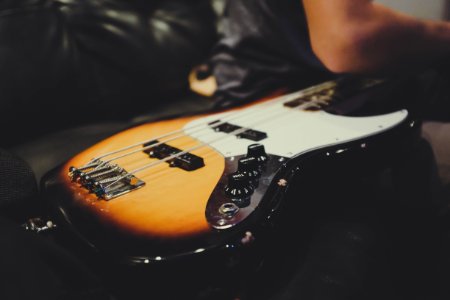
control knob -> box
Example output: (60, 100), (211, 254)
(246, 143), (268, 166)
(224, 172), (254, 199)
(238, 156), (261, 187)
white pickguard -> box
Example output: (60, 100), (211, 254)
(183, 94), (408, 159)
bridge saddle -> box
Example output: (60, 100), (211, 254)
(68, 160), (145, 200)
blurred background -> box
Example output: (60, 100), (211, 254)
(376, 0), (449, 20)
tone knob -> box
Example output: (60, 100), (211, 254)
(238, 157), (261, 186)
(224, 172), (254, 199)
(246, 143), (268, 166)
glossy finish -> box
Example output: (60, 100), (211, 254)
(58, 115), (225, 239)
(42, 78), (422, 265)
(206, 153), (284, 229)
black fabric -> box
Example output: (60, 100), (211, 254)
(0, 217), (112, 300)
(0, 148), (38, 222)
(210, 0), (334, 108)
(11, 121), (129, 184)
(0, 149), (110, 300)
(0, 0), (217, 147)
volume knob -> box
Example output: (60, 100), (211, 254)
(238, 157), (261, 186)
(246, 143), (268, 166)
(224, 172), (254, 199)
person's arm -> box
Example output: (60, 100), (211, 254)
(302, 0), (450, 74)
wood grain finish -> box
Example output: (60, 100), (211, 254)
(60, 115), (225, 240)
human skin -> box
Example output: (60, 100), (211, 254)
(303, 0), (450, 75)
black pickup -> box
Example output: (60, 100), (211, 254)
(143, 141), (204, 171)
(210, 121), (267, 141)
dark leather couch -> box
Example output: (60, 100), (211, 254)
(1, 0), (217, 146)
(2, 0), (220, 180)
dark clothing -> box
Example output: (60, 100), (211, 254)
(0, 217), (112, 300)
(210, 0), (333, 107)
(0, 148), (112, 300)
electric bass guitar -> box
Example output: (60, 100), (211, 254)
(41, 77), (421, 269)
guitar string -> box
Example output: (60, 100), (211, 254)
(86, 80), (337, 165)
(108, 76), (383, 170)
(82, 77), (387, 174)
(103, 109), (289, 190)
(89, 90), (297, 164)
(87, 94), (291, 172)
(87, 92), (324, 173)
(87, 100), (286, 171)
(93, 88), (338, 180)
(71, 81), (336, 191)
(103, 97), (324, 191)
(95, 100), (291, 167)
(132, 77), (393, 184)
(119, 87), (349, 184)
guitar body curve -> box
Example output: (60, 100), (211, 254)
(42, 78), (422, 270)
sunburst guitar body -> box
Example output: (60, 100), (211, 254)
(42, 78), (421, 270)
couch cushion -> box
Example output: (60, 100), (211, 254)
(0, 0), (217, 147)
